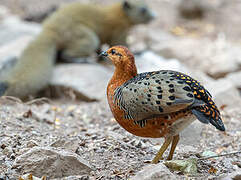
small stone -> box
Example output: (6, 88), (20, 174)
(130, 139), (147, 148)
(132, 163), (176, 180)
(13, 147), (92, 178)
(95, 149), (105, 153)
(10, 153), (16, 160)
(26, 140), (39, 148)
(30, 110), (54, 124)
(164, 158), (198, 174)
(0, 143), (6, 149)
(55, 175), (90, 180)
(0, 137), (10, 149)
(201, 151), (217, 159)
(2, 146), (13, 157)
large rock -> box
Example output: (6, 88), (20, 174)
(51, 64), (112, 101)
(0, 17), (39, 77)
(0, 16), (41, 60)
(12, 147), (92, 179)
(136, 50), (216, 85)
(0, 35), (34, 60)
(1, 16), (40, 32)
(136, 51), (190, 73)
(50, 137), (79, 153)
(206, 78), (241, 108)
(131, 163), (176, 180)
(150, 34), (241, 79)
(225, 71), (241, 89)
(0, 5), (9, 20)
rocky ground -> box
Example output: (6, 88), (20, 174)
(0, 0), (241, 179)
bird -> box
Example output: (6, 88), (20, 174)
(101, 45), (225, 164)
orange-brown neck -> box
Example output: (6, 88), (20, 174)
(108, 62), (137, 91)
(107, 62), (137, 134)
(107, 61), (137, 121)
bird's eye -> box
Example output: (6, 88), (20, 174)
(111, 49), (116, 55)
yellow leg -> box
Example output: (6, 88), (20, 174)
(151, 137), (172, 164)
(167, 134), (180, 160)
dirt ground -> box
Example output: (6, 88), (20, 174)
(0, 97), (240, 179)
(0, 0), (241, 179)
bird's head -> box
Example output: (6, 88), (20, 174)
(100, 46), (134, 66)
(100, 46), (137, 77)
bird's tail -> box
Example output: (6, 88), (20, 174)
(0, 82), (8, 96)
(192, 100), (225, 131)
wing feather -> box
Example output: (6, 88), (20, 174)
(114, 71), (195, 121)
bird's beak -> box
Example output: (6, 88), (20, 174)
(99, 51), (108, 57)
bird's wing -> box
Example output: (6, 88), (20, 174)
(113, 70), (200, 121)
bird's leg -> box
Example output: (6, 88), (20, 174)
(151, 137), (172, 164)
(167, 134), (180, 160)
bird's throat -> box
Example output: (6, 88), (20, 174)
(110, 65), (137, 88)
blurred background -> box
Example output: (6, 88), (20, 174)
(0, 0), (240, 179)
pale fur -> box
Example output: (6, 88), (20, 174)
(0, 1), (154, 98)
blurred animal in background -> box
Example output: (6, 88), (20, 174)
(0, 0), (155, 99)
(104, 46), (225, 163)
